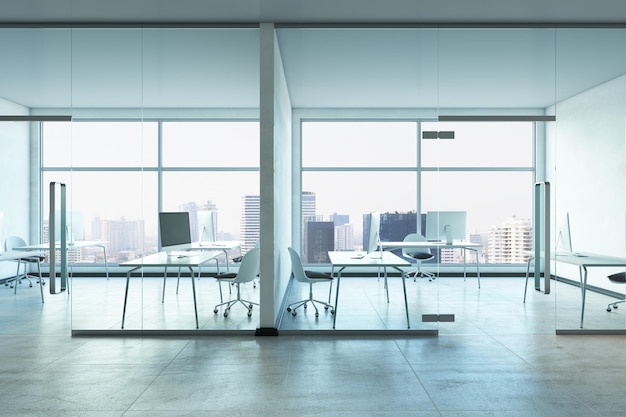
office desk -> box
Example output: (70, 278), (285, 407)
(120, 251), (221, 329)
(380, 241), (481, 287)
(0, 250), (45, 302)
(525, 251), (626, 328)
(328, 251), (411, 329)
(189, 241), (241, 272)
(16, 240), (110, 279)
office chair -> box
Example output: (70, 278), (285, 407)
(401, 233), (435, 282)
(286, 247), (335, 318)
(4, 236), (45, 302)
(213, 247), (260, 317)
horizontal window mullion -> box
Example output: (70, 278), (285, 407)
(303, 167), (417, 172)
(42, 167), (259, 172)
(421, 167), (534, 172)
(303, 166), (533, 172)
(161, 167), (259, 172)
(42, 167), (158, 172)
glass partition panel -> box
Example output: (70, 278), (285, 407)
(553, 28), (626, 332)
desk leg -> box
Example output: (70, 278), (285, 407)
(37, 259), (44, 303)
(580, 266), (588, 328)
(384, 267), (389, 303)
(397, 267), (410, 329)
(473, 248), (481, 288)
(176, 267), (182, 294)
(190, 266), (199, 329)
(333, 267), (344, 329)
(122, 267), (138, 329)
(523, 257), (533, 303)
(162, 266), (168, 303)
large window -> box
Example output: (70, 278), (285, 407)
(301, 120), (534, 264)
(42, 120), (259, 265)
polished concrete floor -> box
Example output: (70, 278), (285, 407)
(1, 274), (626, 416)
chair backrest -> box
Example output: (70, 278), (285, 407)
(233, 247), (260, 284)
(402, 233), (432, 258)
(288, 247), (310, 284)
(4, 236), (27, 251)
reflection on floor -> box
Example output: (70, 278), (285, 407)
(1, 275), (626, 415)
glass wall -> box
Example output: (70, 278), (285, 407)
(2, 25), (626, 334)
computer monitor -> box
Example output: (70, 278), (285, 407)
(366, 212), (381, 256)
(556, 211), (572, 253)
(159, 212), (192, 253)
(425, 211), (467, 244)
(197, 210), (216, 244)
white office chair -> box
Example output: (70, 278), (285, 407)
(401, 233), (435, 282)
(4, 236), (45, 302)
(213, 247), (260, 317)
(286, 247), (334, 318)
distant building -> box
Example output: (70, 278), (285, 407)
(488, 216), (532, 263)
(240, 195), (260, 253)
(306, 221), (334, 263)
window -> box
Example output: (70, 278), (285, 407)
(300, 119), (534, 264)
(41, 120), (259, 265)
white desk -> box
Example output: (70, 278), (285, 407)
(16, 240), (110, 279)
(328, 251), (411, 329)
(380, 241), (481, 287)
(525, 251), (626, 328)
(189, 241), (241, 272)
(120, 251), (221, 329)
(0, 250), (45, 301)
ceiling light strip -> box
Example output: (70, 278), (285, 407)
(438, 115), (556, 122)
(0, 115), (72, 122)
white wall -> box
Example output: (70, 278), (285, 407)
(272, 31), (293, 326)
(259, 24), (294, 331)
(548, 75), (626, 287)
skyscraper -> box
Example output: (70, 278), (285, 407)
(240, 195), (260, 254)
(487, 216), (532, 263)
(306, 221), (334, 263)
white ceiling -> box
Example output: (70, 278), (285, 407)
(1, 1), (626, 111)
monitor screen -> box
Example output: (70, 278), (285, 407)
(159, 212), (192, 251)
(366, 212), (381, 255)
(556, 211), (572, 253)
(425, 211), (467, 244)
(197, 210), (216, 243)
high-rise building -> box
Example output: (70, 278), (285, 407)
(306, 221), (334, 263)
(104, 218), (145, 256)
(301, 191), (317, 222)
(334, 223), (354, 251)
(240, 195), (261, 253)
(487, 216), (532, 263)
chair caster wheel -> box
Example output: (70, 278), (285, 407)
(614, 305), (619, 309)
(315, 312), (319, 318)
(291, 311), (297, 316)
(324, 306), (329, 311)
(247, 311), (252, 317)
(286, 307), (292, 312)
(607, 307), (613, 312)
(214, 309), (218, 314)
(224, 312), (229, 318)
(303, 303), (307, 309)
